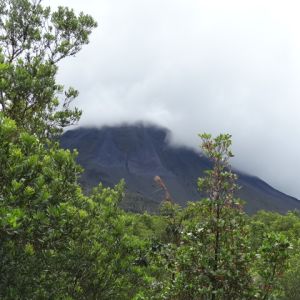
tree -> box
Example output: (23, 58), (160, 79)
(147, 134), (291, 300)
(0, 0), (97, 139)
(0, 2), (155, 299)
(0, 113), (84, 297)
(0, 2), (153, 298)
(0, 114), (151, 299)
(250, 210), (300, 299)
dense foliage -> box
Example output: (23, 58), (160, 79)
(1, 1), (300, 299)
(0, 114), (148, 299)
(0, 0), (97, 139)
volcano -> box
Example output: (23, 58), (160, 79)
(60, 124), (300, 214)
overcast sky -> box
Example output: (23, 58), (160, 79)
(46, 0), (300, 198)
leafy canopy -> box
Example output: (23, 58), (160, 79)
(0, 113), (148, 299)
(0, 0), (97, 138)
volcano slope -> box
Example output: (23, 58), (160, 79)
(60, 125), (300, 214)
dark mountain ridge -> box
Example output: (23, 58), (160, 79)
(60, 124), (300, 214)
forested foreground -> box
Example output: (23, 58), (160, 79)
(1, 1), (300, 299)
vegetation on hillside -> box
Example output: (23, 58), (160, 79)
(1, 1), (300, 299)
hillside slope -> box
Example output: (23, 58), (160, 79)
(60, 125), (300, 214)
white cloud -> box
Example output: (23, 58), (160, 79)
(46, 0), (300, 198)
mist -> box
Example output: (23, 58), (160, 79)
(46, 0), (300, 198)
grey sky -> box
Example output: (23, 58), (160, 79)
(46, 0), (300, 198)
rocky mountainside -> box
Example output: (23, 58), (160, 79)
(60, 125), (300, 214)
